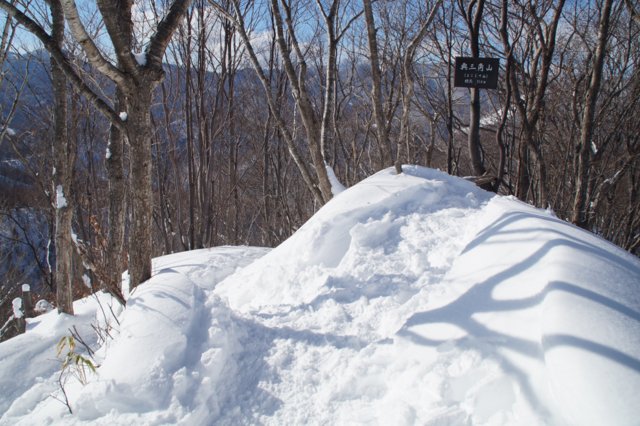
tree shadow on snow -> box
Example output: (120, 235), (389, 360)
(398, 210), (640, 415)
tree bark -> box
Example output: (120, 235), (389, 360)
(468, 87), (485, 176)
(363, 0), (393, 169)
(271, 0), (333, 203)
(104, 1), (132, 299)
(316, 0), (339, 168)
(460, 0), (486, 177)
(126, 87), (155, 287)
(51, 0), (74, 315)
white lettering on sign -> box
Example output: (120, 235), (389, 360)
(462, 73), (490, 80)
(454, 57), (499, 89)
(459, 61), (494, 72)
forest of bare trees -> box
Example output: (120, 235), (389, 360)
(0, 0), (638, 331)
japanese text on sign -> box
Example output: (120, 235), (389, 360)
(454, 57), (499, 89)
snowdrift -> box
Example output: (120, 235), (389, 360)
(1, 166), (639, 425)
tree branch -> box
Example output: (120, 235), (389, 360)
(60, 0), (127, 86)
(0, 0), (123, 129)
(95, 0), (139, 76)
(147, 0), (194, 69)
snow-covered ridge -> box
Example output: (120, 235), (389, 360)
(1, 166), (638, 425)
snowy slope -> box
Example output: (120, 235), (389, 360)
(0, 166), (639, 425)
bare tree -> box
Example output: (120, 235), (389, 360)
(458, 0), (486, 177)
(499, 0), (565, 205)
(0, 8), (21, 147)
(49, 0), (74, 314)
(362, 0), (392, 169)
(211, 0), (329, 205)
(571, 0), (614, 227)
(426, 3), (464, 175)
(0, 0), (193, 290)
(267, 0), (334, 202)
(396, 0), (442, 174)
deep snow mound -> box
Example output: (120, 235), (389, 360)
(216, 166), (492, 315)
(215, 167), (640, 425)
(0, 247), (267, 425)
(405, 195), (640, 425)
(1, 167), (639, 425)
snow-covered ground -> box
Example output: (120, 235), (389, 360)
(1, 166), (639, 425)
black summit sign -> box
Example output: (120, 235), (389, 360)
(454, 57), (499, 89)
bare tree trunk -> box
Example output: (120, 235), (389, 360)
(494, 83), (510, 193)
(104, 1), (132, 299)
(468, 87), (485, 175)
(571, 0), (613, 227)
(516, 125), (533, 200)
(126, 87), (155, 287)
(438, 4), (456, 175)
(460, 0), (486, 177)
(184, 12), (196, 250)
(396, 1), (442, 174)
(222, 16), (240, 245)
(363, 0), (393, 169)
(51, 0), (74, 315)
(495, 1), (512, 193)
(316, 0), (339, 167)
(446, 38), (455, 174)
(271, 0), (333, 202)
(105, 92), (126, 295)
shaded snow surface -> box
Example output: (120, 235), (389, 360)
(1, 166), (639, 425)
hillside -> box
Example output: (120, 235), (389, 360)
(0, 166), (639, 425)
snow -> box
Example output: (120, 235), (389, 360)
(1, 127), (16, 136)
(133, 52), (147, 66)
(34, 300), (53, 314)
(11, 298), (23, 319)
(55, 185), (67, 209)
(82, 274), (91, 289)
(118, 112), (127, 121)
(326, 164), (346, 195)
(1, 166), (639, 425)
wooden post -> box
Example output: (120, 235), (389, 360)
(22, 284), (33, 318)
(12, 298), (25, 334)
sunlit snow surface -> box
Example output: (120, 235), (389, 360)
(1, 166), (638, 425)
